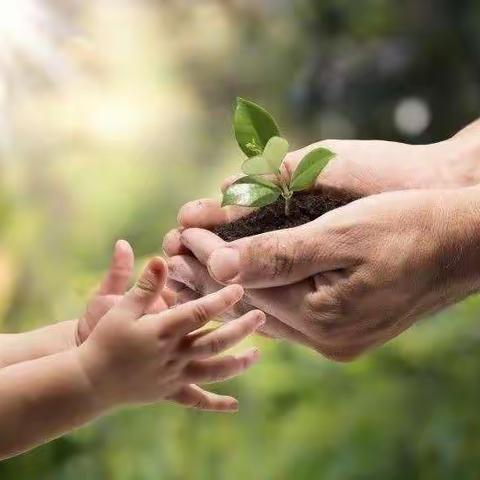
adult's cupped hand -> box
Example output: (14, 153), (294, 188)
(164, 137), (480, 360)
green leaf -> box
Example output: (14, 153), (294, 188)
(233, 98), (280, 157)
(247, 175), (279, 189)
(263, 136), (289, 172)
(240, 136), (289, 175)
(222, 176), (281, 208)
(241, 155), (272, 175)
(290, 147), (335, 191)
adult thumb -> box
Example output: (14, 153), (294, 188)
(206, 222), (350, 288)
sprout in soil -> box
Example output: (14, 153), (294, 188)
(222, 98), (336, 217)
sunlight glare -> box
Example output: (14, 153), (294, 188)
(0, 0), (74, 85)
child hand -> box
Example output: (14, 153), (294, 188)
(76, 240), (174, 345)
(78, 257), (264, 412)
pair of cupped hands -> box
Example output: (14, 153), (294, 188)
(164, 131), (480, 361)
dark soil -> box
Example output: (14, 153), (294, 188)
(213, 187), (359, 241)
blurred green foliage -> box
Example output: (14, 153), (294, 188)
(1, 1), (480, 479)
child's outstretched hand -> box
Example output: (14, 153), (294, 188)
(77, 240), (174, 345)
(79, 257), (264, 412)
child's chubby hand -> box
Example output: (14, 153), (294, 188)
(76, 240), (175, 345)
(77, 256), (265, 412)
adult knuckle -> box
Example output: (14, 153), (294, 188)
(271, 240), (295, 277)
(244, 237), (291, 279)
(302, 294), (342, 339)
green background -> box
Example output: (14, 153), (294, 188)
(2, 1), (480, 478)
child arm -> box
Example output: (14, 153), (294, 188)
(0, 240), (134, 368)
(0, 256), (263, 460)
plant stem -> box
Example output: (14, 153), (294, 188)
(284, 195), (291, 216)
(275, 174), (293, 217)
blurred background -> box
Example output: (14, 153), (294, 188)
(2, 0), (480, 478)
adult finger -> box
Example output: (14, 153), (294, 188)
(178, 198), (251, 229)
(185, 310), (265, 359)
(168, 384), (238, 412)
(98, 239), (135, 295)
(168, 254), (224, 295)
(180, 228), (226, 265)
(156, 285), (244, 337)
(163, 228), (190, 257)
(106, 256), (168, 321)
(183, 347), (260, 384)
(170, 282), (201, 305)
(182, 223), (356, 288)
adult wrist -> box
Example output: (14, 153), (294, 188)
(439, 186), (480, 294)
(433, 133), (480, 188)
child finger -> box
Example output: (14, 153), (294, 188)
(98, 239), (135, 295)
(156, 285), (244, 337)
(106, 257), (167, 321)
(168, 384), (238, 412)
(84, 294), (119, 322)
(185, 310), (265, 359)
(183, 347), (260, 384)
(145, 287), (177, 314)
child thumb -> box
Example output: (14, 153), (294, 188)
(109, 257), (168, 321)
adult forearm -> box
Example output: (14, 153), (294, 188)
(0, 348), (107, 460)
(436, 118), (480, 188)
(439, 184), (480, 294)
(0, 319), (78, 368)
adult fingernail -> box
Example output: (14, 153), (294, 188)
(208, 248), (240, 283)
(162, 229), (179, 256)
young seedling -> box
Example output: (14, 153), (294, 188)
(222, 98), (336, 216)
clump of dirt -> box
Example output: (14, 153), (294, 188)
(213, 187), (358, 241)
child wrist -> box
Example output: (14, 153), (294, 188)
(75, 343), (120, 412)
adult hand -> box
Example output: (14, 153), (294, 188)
(166, 187), (480, 360)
